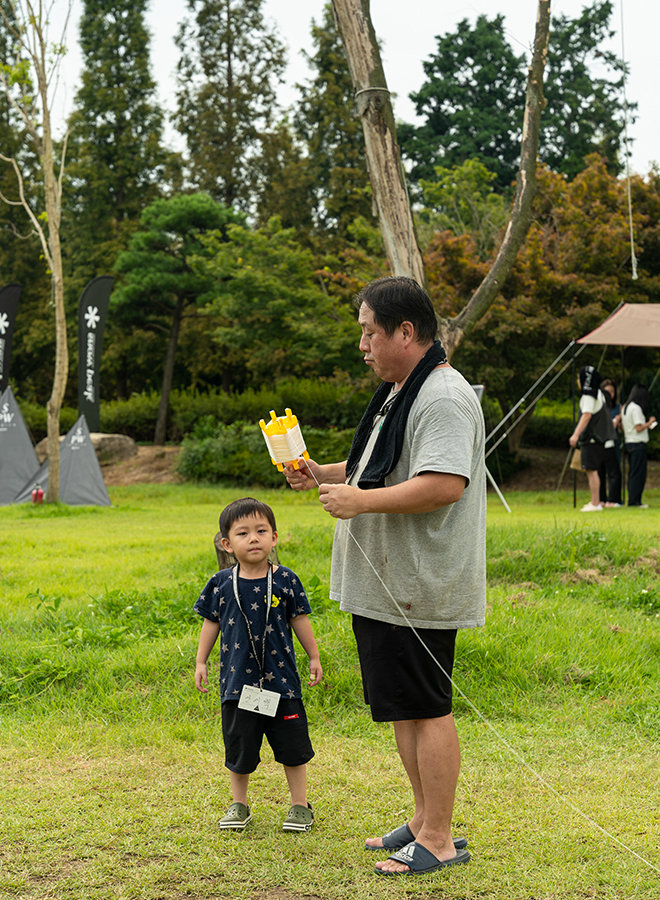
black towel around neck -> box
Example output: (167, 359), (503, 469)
(346, 340), (448, 490)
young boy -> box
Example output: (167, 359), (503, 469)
(194, 497), (322, 832)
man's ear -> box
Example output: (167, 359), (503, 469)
(220, 536), (233, 554)
(400, 320), (415, 345)
(272, 531), (278, 547)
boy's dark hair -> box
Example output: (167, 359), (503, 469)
(219, 497), (277, 538)
(355, 276), (438, 344)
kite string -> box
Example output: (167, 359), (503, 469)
(301, 461), (659, 874)
(620, 0), (638, 280)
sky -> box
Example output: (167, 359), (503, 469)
(47, 0), (658, 176)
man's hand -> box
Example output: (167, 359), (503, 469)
(568, 433), (579, 448)
(284, 458), (320, 491)
(318, 482), (365, 519)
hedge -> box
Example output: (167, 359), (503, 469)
(176, 423), (355, 487)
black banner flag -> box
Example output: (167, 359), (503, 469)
(78, 276), (113, 433)
(0, 283), (21, 392)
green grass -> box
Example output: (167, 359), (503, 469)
(1, 485), (660, 898)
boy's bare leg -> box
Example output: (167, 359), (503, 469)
(229, 771), (250, 805)
(284, 764), (307, 807)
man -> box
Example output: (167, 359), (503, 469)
(285, 276), (486, 875)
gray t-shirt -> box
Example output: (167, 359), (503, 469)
(329, 367), (486, 630)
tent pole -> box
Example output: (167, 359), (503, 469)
(486, 466), (512, 513)
(572, 342), (577, 509)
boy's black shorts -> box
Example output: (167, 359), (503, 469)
(352, 614), (456, 722)
(221, 698), (315, 774)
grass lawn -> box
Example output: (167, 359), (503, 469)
(1, 484), (660, 899)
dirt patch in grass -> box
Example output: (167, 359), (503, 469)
(101, 445), (182, 485)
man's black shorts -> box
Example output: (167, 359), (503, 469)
(221, 698), (314, 774)
(580, 442), (605, 471)
(352, 615), (456, 722)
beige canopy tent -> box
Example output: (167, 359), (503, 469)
(578, 303), (660, 348)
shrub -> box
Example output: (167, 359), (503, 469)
(176, 423), (355, 486)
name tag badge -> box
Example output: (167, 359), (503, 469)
(238, 684), (280, 717)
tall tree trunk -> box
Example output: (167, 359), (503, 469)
(331, 0), (425, 286)
(43, 106), (67, 503)
(154, 296), (185, 445)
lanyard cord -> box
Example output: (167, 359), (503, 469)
(231, 563), (272, 690)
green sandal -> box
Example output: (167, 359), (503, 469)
(219, 802), (252, 830)
(283, 802), (314, 832)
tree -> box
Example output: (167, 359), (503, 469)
(333, 0), (550, 358)
(0, 2), (50, 402)
(418, 159), (508, 260)
(399, 15), (526, 192)
(64, 0), (169, 302)
(0, 0), (71, 501)
(541, 0), (631, 179)
(174, 0), (286, 211)
(190, 218), (363, 385)
(294, 3), (371, 237)
(426, 156), (660, 454)
(330, 0), (425, 286)
(113, 193), (244, 444)
(400, 1), (631, 189)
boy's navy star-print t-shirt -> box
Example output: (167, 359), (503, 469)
(193, 565), (312, 703)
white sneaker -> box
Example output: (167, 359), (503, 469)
(581, 503), (603, 512)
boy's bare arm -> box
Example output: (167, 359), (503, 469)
(291, 614), (323, 686)
(195, 618), (221, 693)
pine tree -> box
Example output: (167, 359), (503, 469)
(293, 3), (372, 236)
(64, 0), (169, 297)
(173, 0), (286, 212)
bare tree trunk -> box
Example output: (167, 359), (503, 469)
(331, 0), (425, 286)
(154, 296), (185, 445)
(438, 0), (551, 358)
(42, 104), (67, 502)
(0, 2), (71, 503)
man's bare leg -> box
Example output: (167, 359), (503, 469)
(586, 468), (601, 507)
(375, 714), (461, 873)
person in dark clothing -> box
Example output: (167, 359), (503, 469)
(621, 385), (656, 508)
(597, 379), (622, 507)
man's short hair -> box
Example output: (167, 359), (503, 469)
(219, 497), (277, 538)
(355, 276), (438, 344)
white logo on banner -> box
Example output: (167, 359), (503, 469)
(71, 425), (86, 447)
(0, 312), (9, 335)
(84, 306), (100, 329)
(0, 401), (14, 426)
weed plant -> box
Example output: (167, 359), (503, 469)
(1, 487), (660, 898)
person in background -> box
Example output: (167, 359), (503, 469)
(597, 378), (622, 507)
(621, 384), (656, 508)
(569, 366), (611, 512)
